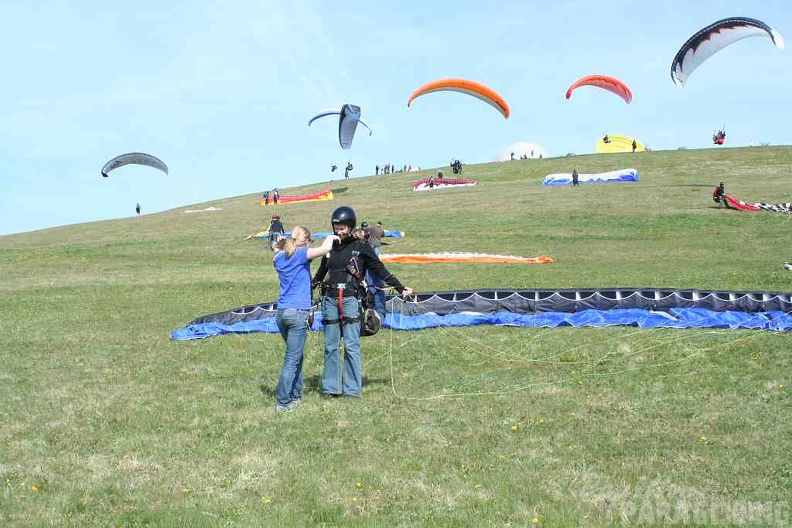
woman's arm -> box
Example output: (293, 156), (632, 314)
(306, 235), (338, 260)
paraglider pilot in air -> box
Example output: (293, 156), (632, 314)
(313, 206), (413, 398)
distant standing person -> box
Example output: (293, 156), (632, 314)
(136, 203), (141, 215)
(272, 226), (338, 412)
(272, 189), (280, 204)
(269, 214), (285, 251)
(571, 169), (579, 186)
(632, 139), (637, 153)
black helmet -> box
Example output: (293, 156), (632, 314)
(331, 205), (356, 230)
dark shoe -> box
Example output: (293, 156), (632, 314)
(320, 393), (340, 399)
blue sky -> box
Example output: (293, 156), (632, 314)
(1, 0), (790, 236)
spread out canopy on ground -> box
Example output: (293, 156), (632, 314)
(308, 105), (372, 149)
(407, 78), (510, 119)
(379, 253), (553, 264)
(259, 189), (333, 206)
(565, 74), (632, 104)
(671, 16), (785, 87)
(101, 152), (168, 178)
(721, 194), (792, 215)
(543, 168), (639, 186)
(595, 134), (644, 153)
(171, 287), (792, 340)
(411, 178), (478, 191)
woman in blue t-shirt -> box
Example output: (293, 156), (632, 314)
(273, 226), (338, 412)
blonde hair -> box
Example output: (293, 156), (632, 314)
(279, 225), (312, 257)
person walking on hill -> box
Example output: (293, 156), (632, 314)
(272, 226), (338, 412)
(269, 214), (285, 251)
(135, 203), (141, 216)
(571, 169), (579, 186)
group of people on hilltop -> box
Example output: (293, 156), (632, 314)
(375, 163), (415, 176)
(269, 206), (412, 412)
(262, 188), (280, 205)
(450, 159), (463, 174)
(510, 152), (540, 160)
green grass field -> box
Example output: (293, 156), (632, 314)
(1, 147), (790, 527)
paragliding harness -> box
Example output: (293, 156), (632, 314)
(713, 126), (726, 145)
(319, 251), (381, 337)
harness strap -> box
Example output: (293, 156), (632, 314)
(322, 316), (361, 326)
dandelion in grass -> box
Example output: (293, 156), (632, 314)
(355, 482), (362, 489)
(261, 496), (272, 505)
(699, 436), (707, 443)
(31, 485), (38, 492)
(532, 518), (540, 525)
(351, 497), (359, 503)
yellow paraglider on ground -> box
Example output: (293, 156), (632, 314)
(595, 133), (644, 153)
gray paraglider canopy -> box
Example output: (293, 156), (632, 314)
(101, 152), (169, 178)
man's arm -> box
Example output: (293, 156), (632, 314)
(312, 255), (329, 288)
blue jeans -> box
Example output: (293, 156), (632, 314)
(275, 308), (309, 406)
(368, 247), (386, 318)
(321, 295), (362, 396)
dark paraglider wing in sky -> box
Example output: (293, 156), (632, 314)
(101, 152), (169, 178)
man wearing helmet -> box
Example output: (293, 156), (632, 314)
(313, 205), (414, 398)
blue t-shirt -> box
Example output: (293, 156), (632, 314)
(274, 247), (312, 309)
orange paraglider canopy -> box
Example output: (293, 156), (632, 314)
(407, 78), (510, 119)
(565, 74), (632, 104)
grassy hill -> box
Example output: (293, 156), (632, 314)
(1, 147), (790, 526)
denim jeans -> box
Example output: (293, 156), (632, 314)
(275, 308), (309, 406)
(368, 246), (386, 318)
(321, 295), (362, 396)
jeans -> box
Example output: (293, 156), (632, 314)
(321, 295), (362, 396)
(275, 308), (309, 406)
(368, 247), (386, 318)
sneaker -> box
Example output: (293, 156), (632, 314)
(784, 262), (791, 271)
(291, 398), (303, 405)
(275, 402), (294, 413)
